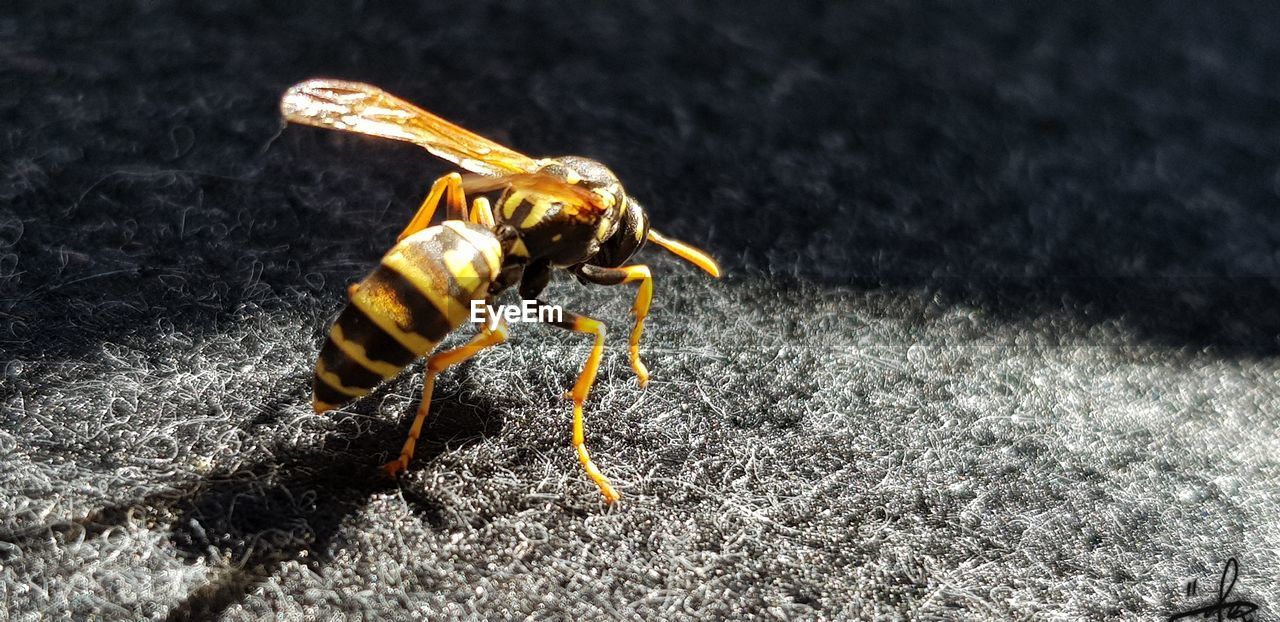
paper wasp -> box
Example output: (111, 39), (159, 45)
(281, 79), (720, 503)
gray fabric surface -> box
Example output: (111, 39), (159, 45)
(2, 1), (1279, 619)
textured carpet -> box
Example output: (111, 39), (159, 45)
(2, 1), (1279, 620)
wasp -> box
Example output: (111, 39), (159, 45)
(281, 79), (720, 503)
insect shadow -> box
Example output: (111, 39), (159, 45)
(5, 390), (506, 621)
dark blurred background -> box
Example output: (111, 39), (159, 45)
(6, 2), (1280, 359)
(3, 1), (1279, 619)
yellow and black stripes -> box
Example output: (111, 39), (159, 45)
(313, 220), (504, 413)
(500, 189), (575, 230)
(313, 303), (418, 412)
(499, 189), (602, 266)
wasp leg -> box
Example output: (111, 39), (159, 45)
(381, 314), (509, 477)
(573, 264), (653, 387)
(534, 301), (620, 503)
(396, 172), (469, 242)
(469, 196), (495, 228)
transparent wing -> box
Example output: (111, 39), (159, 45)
(281, 78), (543, 176)
(460, 172), (607, 211)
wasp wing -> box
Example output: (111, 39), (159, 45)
(459, 172), (608, 211)
(281, 78), (543, 177)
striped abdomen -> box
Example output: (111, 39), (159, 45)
(312, 220), (503, 412)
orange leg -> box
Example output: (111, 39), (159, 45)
(538, 303), (620, 503)
(574, 264), (654, 387)
(382, 315), (509, 477)
(469, 196), (495, 228)
(396, 172), (469, 242)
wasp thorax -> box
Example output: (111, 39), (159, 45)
(493, 155), (631, 268)
(539, 156), (625, 210)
